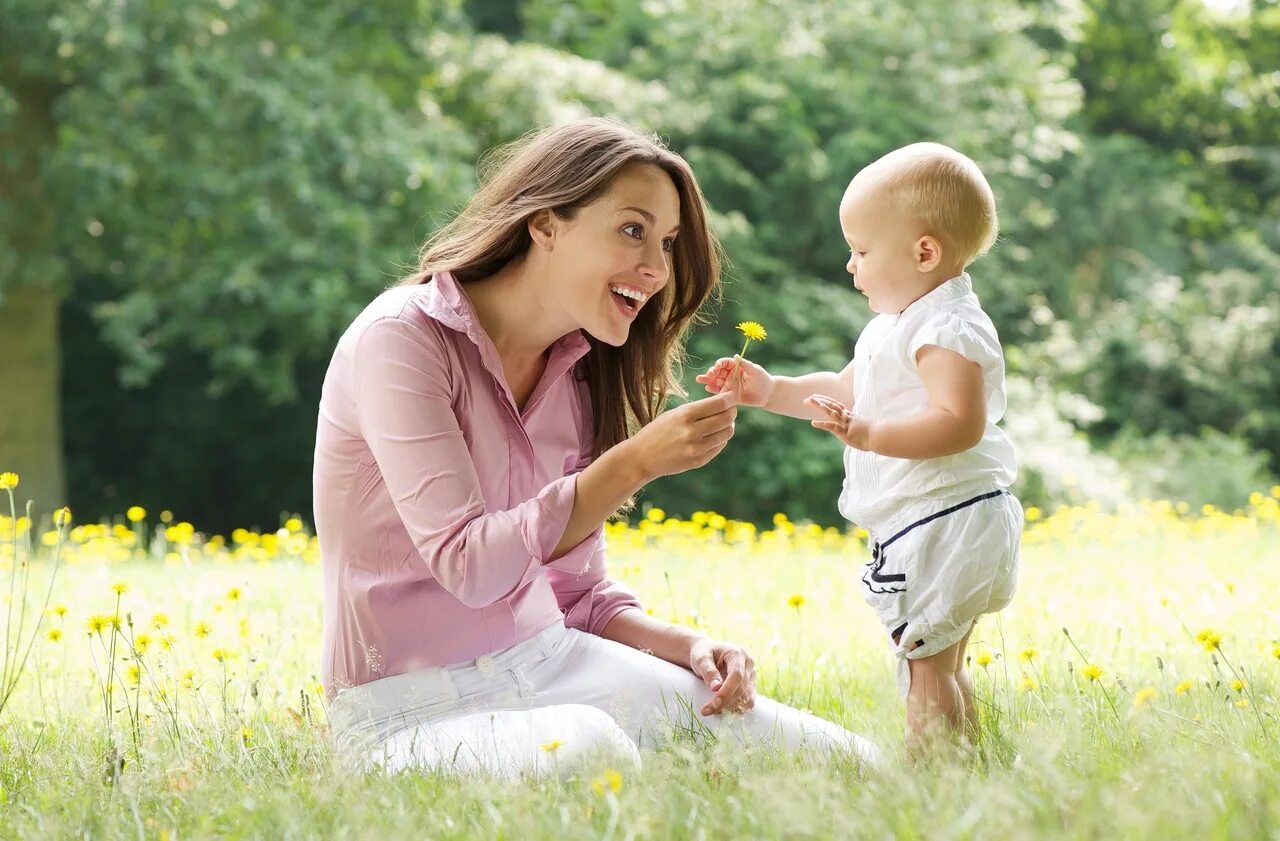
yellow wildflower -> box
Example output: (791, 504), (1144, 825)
(226, 586), (242, 602)
(788, 594), (806, 609)
(241, 726), (253, 744)
(52, 604), (68, 617)
(127, 664), (141, 686)
(151, 613), (170, 629)
(540, 739), (563, 753)
(1020, 647), (1038, 663)
(1082, 663), (1103, 681)
(193, 621), (212, 639)
(211, 647), (235, 662)
(646, 508), (666, 524)
(53, 507), (71, 527)
(1174, 680), (1194, 695)
(1019, 674), (1038, 693)
(134, 633), (152, 654)
(975, 651), (993, 668)
(47, 628), (62, 642)
(1133, 687), (1157, 708)
(1231, 679), (1244, 693)
(1025, 506), (1042, 522)
(1194, 628), (1222, 652)
(87, 615), (108, 635)
(126, 506), (147, 523)
(591, 768), (624, 795)
(736, 321), (767, 342)
(1235, 698), (1250, 709)
(0, 472), (18, 490)
(111, 581), (129, 596)
(285, 517), (303, 532)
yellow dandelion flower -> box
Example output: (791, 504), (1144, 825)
(736, 321), (767, 342)
(1020, 647), (1038, 663)
(1194, 628), (1222, 652)
(47, 628), (63, 642)
(591, 768), (624, 795)
(1082, 663), (1103, 681)
(226, 586), (242, 602)
(788, 594), (806, 609)
(111, 581), (129, 596)
(646, 508), (666, 524)
(1025, 506), (1042, 522)
(241, 726), (253, 744)
(134, 633), (152, 654)
(1133, 687), (1157, 708)
(52, 604), (68, 617)
(151, 613), (170, 629)
(211, 647), (235, 662)
(975, 651), (993, 668)
(540, 739), (563, 753)
(127, 664), (141, 686)
(1175, 680), (1194, 695)
(0, 472), (18, 490)
(126, 506), (146, 523)
(193, 621), (212, 639)
(1271, 644), (1280, 661)
(1019, 674), (1038, 693)
(1231, 679), (1244, 693)
(179, 669), (195, 689)
(87, 615), (108, 635)
(160, 633), (176, 651)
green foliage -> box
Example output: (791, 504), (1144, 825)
(0, 0), (1277, 527)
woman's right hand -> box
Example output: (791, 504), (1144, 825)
(629, 391), (738, 481)
(695, 355), (774, 408)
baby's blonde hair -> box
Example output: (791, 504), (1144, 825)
(852, 142), (998, 266)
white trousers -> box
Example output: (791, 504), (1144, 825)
(326, 621), (879, 779)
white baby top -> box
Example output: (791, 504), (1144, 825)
(838, 273), (1017, 531)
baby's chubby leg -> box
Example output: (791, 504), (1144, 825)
(904, 636), (968, 753)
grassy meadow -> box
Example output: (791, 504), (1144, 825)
(1, 481), (1279, 839)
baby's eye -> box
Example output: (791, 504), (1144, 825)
(622, 224), (643, 240)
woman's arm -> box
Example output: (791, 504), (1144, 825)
(551, 390), (739, 558)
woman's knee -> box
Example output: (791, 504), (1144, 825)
(537, 704), (641, 773)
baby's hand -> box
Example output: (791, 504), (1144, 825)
(695, 355), (774, 408)
(806, 394), (873, 450)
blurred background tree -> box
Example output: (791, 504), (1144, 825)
(1, 0), (1276, 530)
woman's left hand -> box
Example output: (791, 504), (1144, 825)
(688, 636), (757, 715)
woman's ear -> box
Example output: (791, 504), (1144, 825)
(528, 209), (558, 251)
(915, 235), (943, 273)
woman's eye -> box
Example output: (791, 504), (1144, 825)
(622, 224), (643, 239)
(661, 238), (675, 253)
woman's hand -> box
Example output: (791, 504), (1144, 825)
(628, 391), (738, 481)
(688, 636), (757, 715)
(695, 355), (774, 408)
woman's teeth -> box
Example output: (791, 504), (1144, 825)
(610, 285), (648, 307)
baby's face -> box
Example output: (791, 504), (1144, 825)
(838, 184), (934, 315)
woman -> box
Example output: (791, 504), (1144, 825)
(314, 118), (878, 778)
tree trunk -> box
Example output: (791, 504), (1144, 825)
(0, 284), (65, 517)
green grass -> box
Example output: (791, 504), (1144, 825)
(1, 505), (1278, 839)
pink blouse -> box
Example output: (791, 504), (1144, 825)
(314, 272), (641, 698)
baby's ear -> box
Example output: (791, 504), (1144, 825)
(915, 235), (943, 272)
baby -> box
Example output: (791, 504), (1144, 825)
(698, 143), (1021, 749)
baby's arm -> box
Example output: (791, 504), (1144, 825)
(808, 346), (985, 457)
(697, 357), (854, 421)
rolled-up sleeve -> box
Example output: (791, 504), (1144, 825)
(353, 315), (586, 609)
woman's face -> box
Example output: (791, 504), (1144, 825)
(546, 164), (681, 347)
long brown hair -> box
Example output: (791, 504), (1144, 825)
(400, 118), (723, 457)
